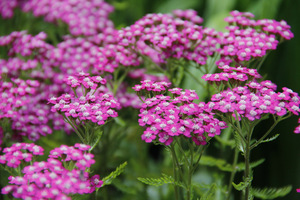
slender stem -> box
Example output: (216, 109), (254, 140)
(63, 116), (86, 143)
(243, 122), (255, 200)
(244, 132), (251, 200)
(250, 116), (288, 150)
(170, 144), (180, 200)
(174, 137), (190, 166)
(186, 140), (196, 200)
(256, 53), (268, 71)
(191, 145), (206, 173)
(226, 148), (239, 200)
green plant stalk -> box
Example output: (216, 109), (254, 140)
(226, 148), (239, 200)
(186, 141), (195, 200)
(243, 128), (252, 200)
(170, 143), (181, 200)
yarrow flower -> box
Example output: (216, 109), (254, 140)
(0, 0), (114, 36)
(1, 143), (103, 199)
(134, 81), (227, 145)
(49, 73), (120, 126)
(217, 11), (293, 66)
(202, 65), (300, 122)
(0, 143), (44, 168)
(97, 9), (219, 73)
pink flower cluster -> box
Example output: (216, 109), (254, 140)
(1, 143), (103, 199)
(217, 11), (294, 66)
(0, 78), (39, 119)
(0, 143), (44, 168)
(0, 0), (114, 36)
(133, 81), (226, 145)
(97, 9), (219, 73)
(49, 73), (120, 125)
(202, 66), (300, 121)
(56, 36), (102, 75)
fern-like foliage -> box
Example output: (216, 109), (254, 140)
(99, 161), (127, 189)
(137, 173), (185, 188)
(251, 185), (292, 199)
(232, 177), (252, 191)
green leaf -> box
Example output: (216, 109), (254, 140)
(234, 131), (245, 154)
(138, 173), (185, 188)
(89, 129), (102, 152)
(232, 177), (252, 191)
(252, 185), (292, 199)
(100, 161), (127, 188)
(199, 155), (233, 172)
(200, 183), (217, 200)
(260, 134), (280, 144)
(236, 158), (265, 171)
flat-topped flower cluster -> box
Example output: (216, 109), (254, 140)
(1, 143), (102, 199)
(49, 72), (120, 126)
(217, 10), (293, 66)
(133, 80), (227, 145)
(203, 65), (300, 122)
(0, 0), (114, 36)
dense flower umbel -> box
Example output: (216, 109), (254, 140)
(96, 9), (219, 73)
(1, 144), (103, 199)
(0, 78), (40, 119)
(49, 73), (120, 125)
(0, 0), (114, 36)
(202, 65), (300, 121)
(0, 143), (44, 168)
(217, 11), (293, 66)
(133, 81), (226, 145)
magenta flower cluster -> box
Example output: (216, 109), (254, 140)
(0, 143), (44, 168)
(49, 73), (120, 125)
(0, 78), (39, 119)
(1, 143), (103, 199)
(217, 11), (294, 66)
(133, 81), (227, 145)
(0, 0), (114, 36)
(0, 31), (73, 141)
(96, 9), (219, 73)
(203, 65), (300, 122)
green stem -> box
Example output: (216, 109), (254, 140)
(250, 115), (289, 150)
(244, 132), (252, 200)
(170, 144), (181, 200)
(226, 148), (239, 200)
(186, 140), (196, 200)
(63, 116), (86, 144)
(243, 122), (255, 200)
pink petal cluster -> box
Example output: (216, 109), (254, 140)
(0, 143), (44, 168)
(217, 11), (293, 66)
(56, 36), (102, 75)
(203, 66), (300, 121)
(97, 9), (219, 73)
(49, 73), (120, 125)
(0, 78), (39, 119)
(1, 143), (103, 199)
(134, 81), (227, 145)
(0, 0), (114, 36)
